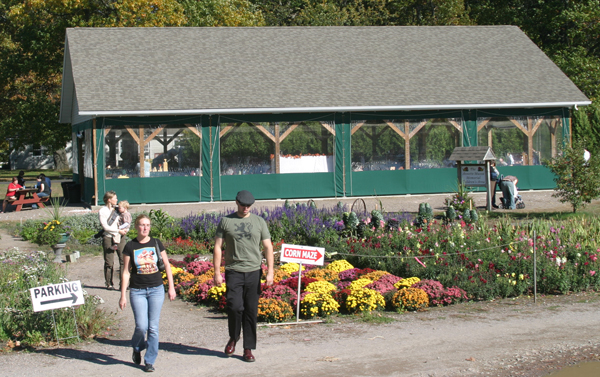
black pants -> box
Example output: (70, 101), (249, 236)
(225, 269), (261, 350)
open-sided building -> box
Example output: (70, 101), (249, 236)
(60, 26), (590, 205)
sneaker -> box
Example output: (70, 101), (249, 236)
(132, 350), (141, 365)
(32, 204), (38, 209)
(144, 364), (155, 372)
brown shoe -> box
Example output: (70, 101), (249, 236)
(224, 338), (237, 356)
(243, 349), (255, 362)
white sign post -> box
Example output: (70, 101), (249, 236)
(30, 280), (85, 312)
(280, 244), (325, 322)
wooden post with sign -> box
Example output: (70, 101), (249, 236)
(449, 146), (497, 211)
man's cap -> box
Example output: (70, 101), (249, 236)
(236, 190), (255, 206)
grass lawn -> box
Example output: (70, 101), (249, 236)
(0, 170), (72, 182)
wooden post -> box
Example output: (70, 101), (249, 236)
(92, 119), (98, 206)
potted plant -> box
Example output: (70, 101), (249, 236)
(37, 198), (70, 262)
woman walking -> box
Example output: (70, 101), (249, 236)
(99, 191), (126, 290)
(119, 214), (176, 372)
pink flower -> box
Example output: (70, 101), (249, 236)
(590, 271), (596, 276)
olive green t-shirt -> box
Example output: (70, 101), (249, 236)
(215, 213), (271, 272)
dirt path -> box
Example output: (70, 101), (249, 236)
(1, 237), (600, 376)
(2, 192), (600, 376)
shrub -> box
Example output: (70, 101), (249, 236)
(365, 274), (402, 294)
(300, 292), (339, 318)
(326, 260), (354, 273)
(304, 268), (339, 282)
(345, 288), (386, 313)
(412, 279), (446, 306)
(258, 298), (294, 322)
(392, 288), (429, 312)
(305, 281), (337, 294)
(0, 248), (112, 346)
(395, 277), (421, 289)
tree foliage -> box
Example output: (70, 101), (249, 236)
(546, 138), (600, 213)
(180, 0), (265, 26)
(0, 0), (186, 159)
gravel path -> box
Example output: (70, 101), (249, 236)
(2, 191), (600, 376)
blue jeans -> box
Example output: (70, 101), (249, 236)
(37, 192), (49, 198)
(499, 180), (516, 209)
(130, 285), (165, 365)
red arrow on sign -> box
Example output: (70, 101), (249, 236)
(281, 245), (325, 265)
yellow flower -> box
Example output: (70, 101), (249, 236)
(348, 278), (373, 291)
(394, 277), (421, 289)
(305, 280), (336, 294)
(279, 262), (305, 274)
(325, 260), (354, 273)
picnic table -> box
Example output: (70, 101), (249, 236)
(9, 188), (49, 212)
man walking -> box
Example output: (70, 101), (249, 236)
(213, 190), (274, 362)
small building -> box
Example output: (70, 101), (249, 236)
(59, 26), (590, 205)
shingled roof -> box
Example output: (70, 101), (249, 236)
(60, 26), (590, 123)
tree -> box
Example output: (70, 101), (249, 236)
(0, 0), (186, 165)
(546, 138), (600, 213)
(387, 0), (470, 25)
(179, 0), (265, 26)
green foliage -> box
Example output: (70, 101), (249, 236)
(343, 211), (359, 230)
(445, 206), (456, 222)
(546, 138), (600, 212)
(414, 202), (433, 227)
(462, 209), (471, 223)
(469, 209), (478, 223)
(149, 208), (178, 239)
(370, 210), (384, 229)
(0, 248), (112, 346)
(180, 0), (265, 26)
(445, 180), (473, 212)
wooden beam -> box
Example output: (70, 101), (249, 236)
(477, 119), (490, 132)
(104, 127), (112, 137)
(320, 122), (335, 136)
(139, 126), (145, 177)
(252, 123), (276, 143)
(280, 123), (299, 141)
(384, 120), (406, 138)
(405, 121), (410, 170)
(219, 124), (235, 138)
(275, 123), (280, 174)
(125, 126), (140, 144)
(509, 119), (528, 135)
(351, 121), (365, 135)
(185, 124), (202, 139)
(408, 120), (428, 139)
(143, 126), (165, 146)
(92, 120), (98, 206)
(449, 120), (462, 132)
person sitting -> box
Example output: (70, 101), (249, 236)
(39, 173), (52, 196)
(1, 177), (23, 213)
(17, 171), (26, 188)
(31, 175), (51, 209)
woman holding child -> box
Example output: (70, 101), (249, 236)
(99, 190), (129, 290)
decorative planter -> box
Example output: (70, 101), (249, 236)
(52, 233), (70, 263)
(58, 233), (70, 244)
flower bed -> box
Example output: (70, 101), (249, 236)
(164, 255), (467, 322)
